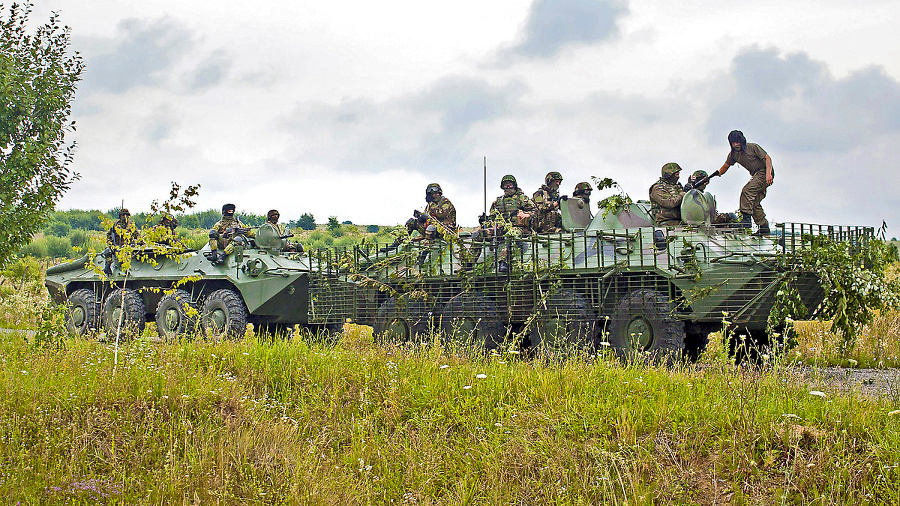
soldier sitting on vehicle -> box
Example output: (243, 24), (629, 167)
(532, 171), (564, 233)
(207, 203), (255, 265)
(151, 213), (180, 247)
(264, 210), (303, 252)
(572, 182), (592, 206)
(683, 170), (738, 226)
(649, 163), (686, 227)
(469, 175), (536, 272)
(381, 183), (457, 253)
(103, 208), (141, 275)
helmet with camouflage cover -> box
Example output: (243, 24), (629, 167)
(573, 182), (592, 195)
(687, 170), (709, 191)
(500, 175), (518, 190)
(425, 183), (443, 203)
(660, 162), (682, 183)
(544, 171), (563, 185)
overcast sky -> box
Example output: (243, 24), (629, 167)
(29, 0), (900, 232)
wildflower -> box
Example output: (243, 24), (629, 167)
(439, 365), (449, 369)
(494, 422), (502, 427)
(889, 410), (900, 417)
(463, 385), (472, 390)
(809, 391), (826, 398)
(476, 374), (487, 379)
(782, 414), (800, 419)
(848, 359), (859, 366)
(242, 352), (249, 356)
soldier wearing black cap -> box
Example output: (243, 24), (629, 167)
(716, 130), (774, 235)
(208, 203), (253, 265)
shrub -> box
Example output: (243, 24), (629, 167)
(366, 225), (380, 233)
(1, 256), (43, 283)
(69, 229), (89, 249)
(18, 240), (47, 258)
(292, 213), (316, 231)
(44, 236), (72, 259)
(44, 221), (70, 237)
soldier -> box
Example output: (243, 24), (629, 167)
(103, 208), (140, 275)
(470, 175), (536, 272)
(716, 130), (774, 235)
(208, 203), (254, 265)
(649, 163), (686, 227)
(532, 171), (563, 233)
(572, 182), (592, 205)
(415, 183), (457, 240)
(153, 213), (180, 246)
(266, 209), (303, 252)
(685, 170), (739, 226)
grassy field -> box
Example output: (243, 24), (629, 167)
(1, 324), (899, 505)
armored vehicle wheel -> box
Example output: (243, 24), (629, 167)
(608, 289), (684, 363)
(66, 288), (101, 336)
(529, 290), (596, 354)
(201, 289), (248, 340)
(374, 296), (433, 344)
(439, 292), (506, 351)
(101, 288), (146, 341)
(155, 289), (199, 340)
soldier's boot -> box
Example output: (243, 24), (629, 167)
(103, 261), (112, 276)
(740, 213), (752, 230)
(498, 260), (509, 273)
(753, 224), (771, 237)
(379, 237), (403, 253)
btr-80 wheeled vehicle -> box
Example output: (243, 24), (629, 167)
(341, 190), (872, 359)
(45, 223), (358, 340)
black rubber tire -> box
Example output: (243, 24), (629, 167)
(201, 289), (248, 340)
(608, 289), (684, 364)
(66, 288), (101, 336)
(101, 288), (146, 341)
(373, 295), (434, 344)
(155, 289), (199, 340)
(528, 290), (596, 354)
(684, 321), (717, 362)
(438, 291), (506, 351)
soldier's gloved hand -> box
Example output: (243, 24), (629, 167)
(683, 183), (693, 192)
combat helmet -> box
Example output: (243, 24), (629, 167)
(500, 175), (518, 189)
(687, 170), (708, 190)
(544, 171), (563, 185)
(661, 162), (682, 179)
(426, 183), (442, 195)
(573, 182), (592, 196)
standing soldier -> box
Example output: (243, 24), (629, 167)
(532, 171), (563, 233)
(470, 175), (536, 272)
(207, 204), (253, 265)
(715, 130), (774, 235)
(103, 208), (139, 275)
(649, 163), (686, 227)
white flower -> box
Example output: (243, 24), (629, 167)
(782, 414), (800, 419)
(809, 391), (826, 398)
(463, 385), (472, 390)
(476, 374), (487, 379)
(888, 410), (900, 417)
(242, 352), (249, 356)
(439, 365), (449, 369)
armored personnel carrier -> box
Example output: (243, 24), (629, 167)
(343, 190), (872, 360)
(45, 224), (358, 340)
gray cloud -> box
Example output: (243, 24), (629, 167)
(81, 18), (193, 94)
(142, 105), (180, 145)
(182, 50), (232, 92)
(509, 0), (628, 59)
(283, 76), (528, 175)
(706, 46), (900, 152)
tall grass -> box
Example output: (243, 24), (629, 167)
(1, 325), (899, 504)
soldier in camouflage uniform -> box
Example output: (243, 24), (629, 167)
(470, 175), (536, 272)
(414, 183), (457, 240)
(572, 182), (592, 205)
(208, 203), (254, 265)
(265, 210), (302, 252)
(103, 208), (140, 275)
(649, 163), (686, 227)
(532, 171), (564, 233)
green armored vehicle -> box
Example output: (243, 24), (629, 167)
(45, 224), (355, 340)
(344, 189), (872, 359)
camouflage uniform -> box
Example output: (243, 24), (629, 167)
(104, 209), (140, 275)
(209, 204), (254, 256)
(532, 171), (563, 233)
(649, 163), (686, 227)
(266, 210), (302, 252)
(415, 193), (456, 239)
(469, 176), (536, 268)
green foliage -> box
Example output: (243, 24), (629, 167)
(43, 221), (69, 237)
(17, 239), (46, 258)
(238, 211), (264, 227)
(194, 209), (220, 229)
(31, 302), (67, 350)
(0, 255), (42, 283)
(291, 213), (316, 231)
(0, 3), (84, 268)
(178, 214), (200, 229)
(366, 224), (380, 233)
(43, 235), (71, 259)
(591, 177), (633, 219)
(49, 209), (103, 230)
(326, 216), (340, 232)
(68, 229), (88, 249)
(795, 235), (900, 353)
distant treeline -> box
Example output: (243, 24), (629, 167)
(43, 209), (321, 235)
